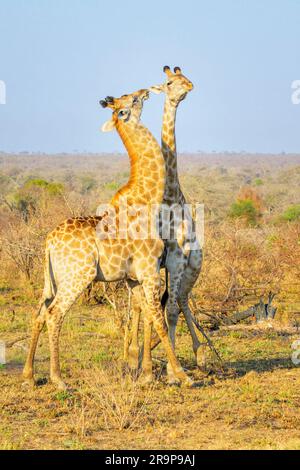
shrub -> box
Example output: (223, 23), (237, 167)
(229, 199), (258, 225)
(25, 178), (64, 196)
(80, 366), (156, 431)
(238, 186), (264, 213)
(281, 204), (300, 222)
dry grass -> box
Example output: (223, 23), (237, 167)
(79, 366), (157, 431)
(1, 295), (300, 450)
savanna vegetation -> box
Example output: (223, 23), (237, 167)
(1, 151), (300, 450)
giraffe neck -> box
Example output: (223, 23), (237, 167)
(161, 97), (184, 205)
(111, 120), (165, 206)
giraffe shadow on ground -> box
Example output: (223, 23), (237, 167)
(166, 354), (295, 383)
(223, 356), (294, 378)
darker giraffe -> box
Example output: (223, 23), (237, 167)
(127, 67), (203, 383)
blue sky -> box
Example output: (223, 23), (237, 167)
(0, 0), (300, 153)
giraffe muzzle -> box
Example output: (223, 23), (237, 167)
(99, 100), (108, 108)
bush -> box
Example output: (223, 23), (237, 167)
(238, 186), (264, 212)
(281, 204), (300, 222)
(229, 199), (259, 225)
(25, 178), (64, 196)
(9, 179), (65, 221)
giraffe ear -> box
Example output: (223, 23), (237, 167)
(101, 118), (116, 132)
(149, 85), (165, 94)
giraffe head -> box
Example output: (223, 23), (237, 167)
(150, 66), (193, 106)
(100, 89), (150, 132)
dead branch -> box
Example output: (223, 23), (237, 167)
(5, 336), (29, 348)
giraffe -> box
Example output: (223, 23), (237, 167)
(22, 88), (193, 390)
(127, 66), (203, 383)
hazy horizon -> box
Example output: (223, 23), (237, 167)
(1, 149), (300, 157)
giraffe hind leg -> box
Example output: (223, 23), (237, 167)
(22, 299), (52, 387)
(46, 265), (99, 390)
(46, 283), (91, 391)
(165, 274), (182, 384)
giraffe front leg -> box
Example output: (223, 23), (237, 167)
(141, 313), (153, 384)
(142, 276), (193, 387)
(178, 249), (204, 368)
(179, 295), (205, 369)
(127, 285), (143, 371)
(128, 306), (141, 371)
(123, 315), (132, 365)
(165, 273), (182, 384)
(166, 302), (181, 384)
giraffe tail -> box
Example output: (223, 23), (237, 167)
(161, 269), (169, 310)
(33, 246), (57, 321)
(42, 245), (57, 301)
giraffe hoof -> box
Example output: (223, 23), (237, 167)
(57, 381), (68, 391)
(128, 357), (139, 371)
(181, 377), (195, 388)
(140, 374), (154, 385)
(21, 378), (36, 389)
(167, 377), (181, 386)
(52, 378), (68, 391)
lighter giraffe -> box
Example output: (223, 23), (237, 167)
(22, 89), (193, 390)
(127, 66), (203, 383)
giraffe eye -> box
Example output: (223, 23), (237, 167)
(118, 110), (126, 117)
(167, 81), (172, 86)
(118, 109), (131, 121)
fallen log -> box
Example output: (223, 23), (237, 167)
(190, 292), (277, 329)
